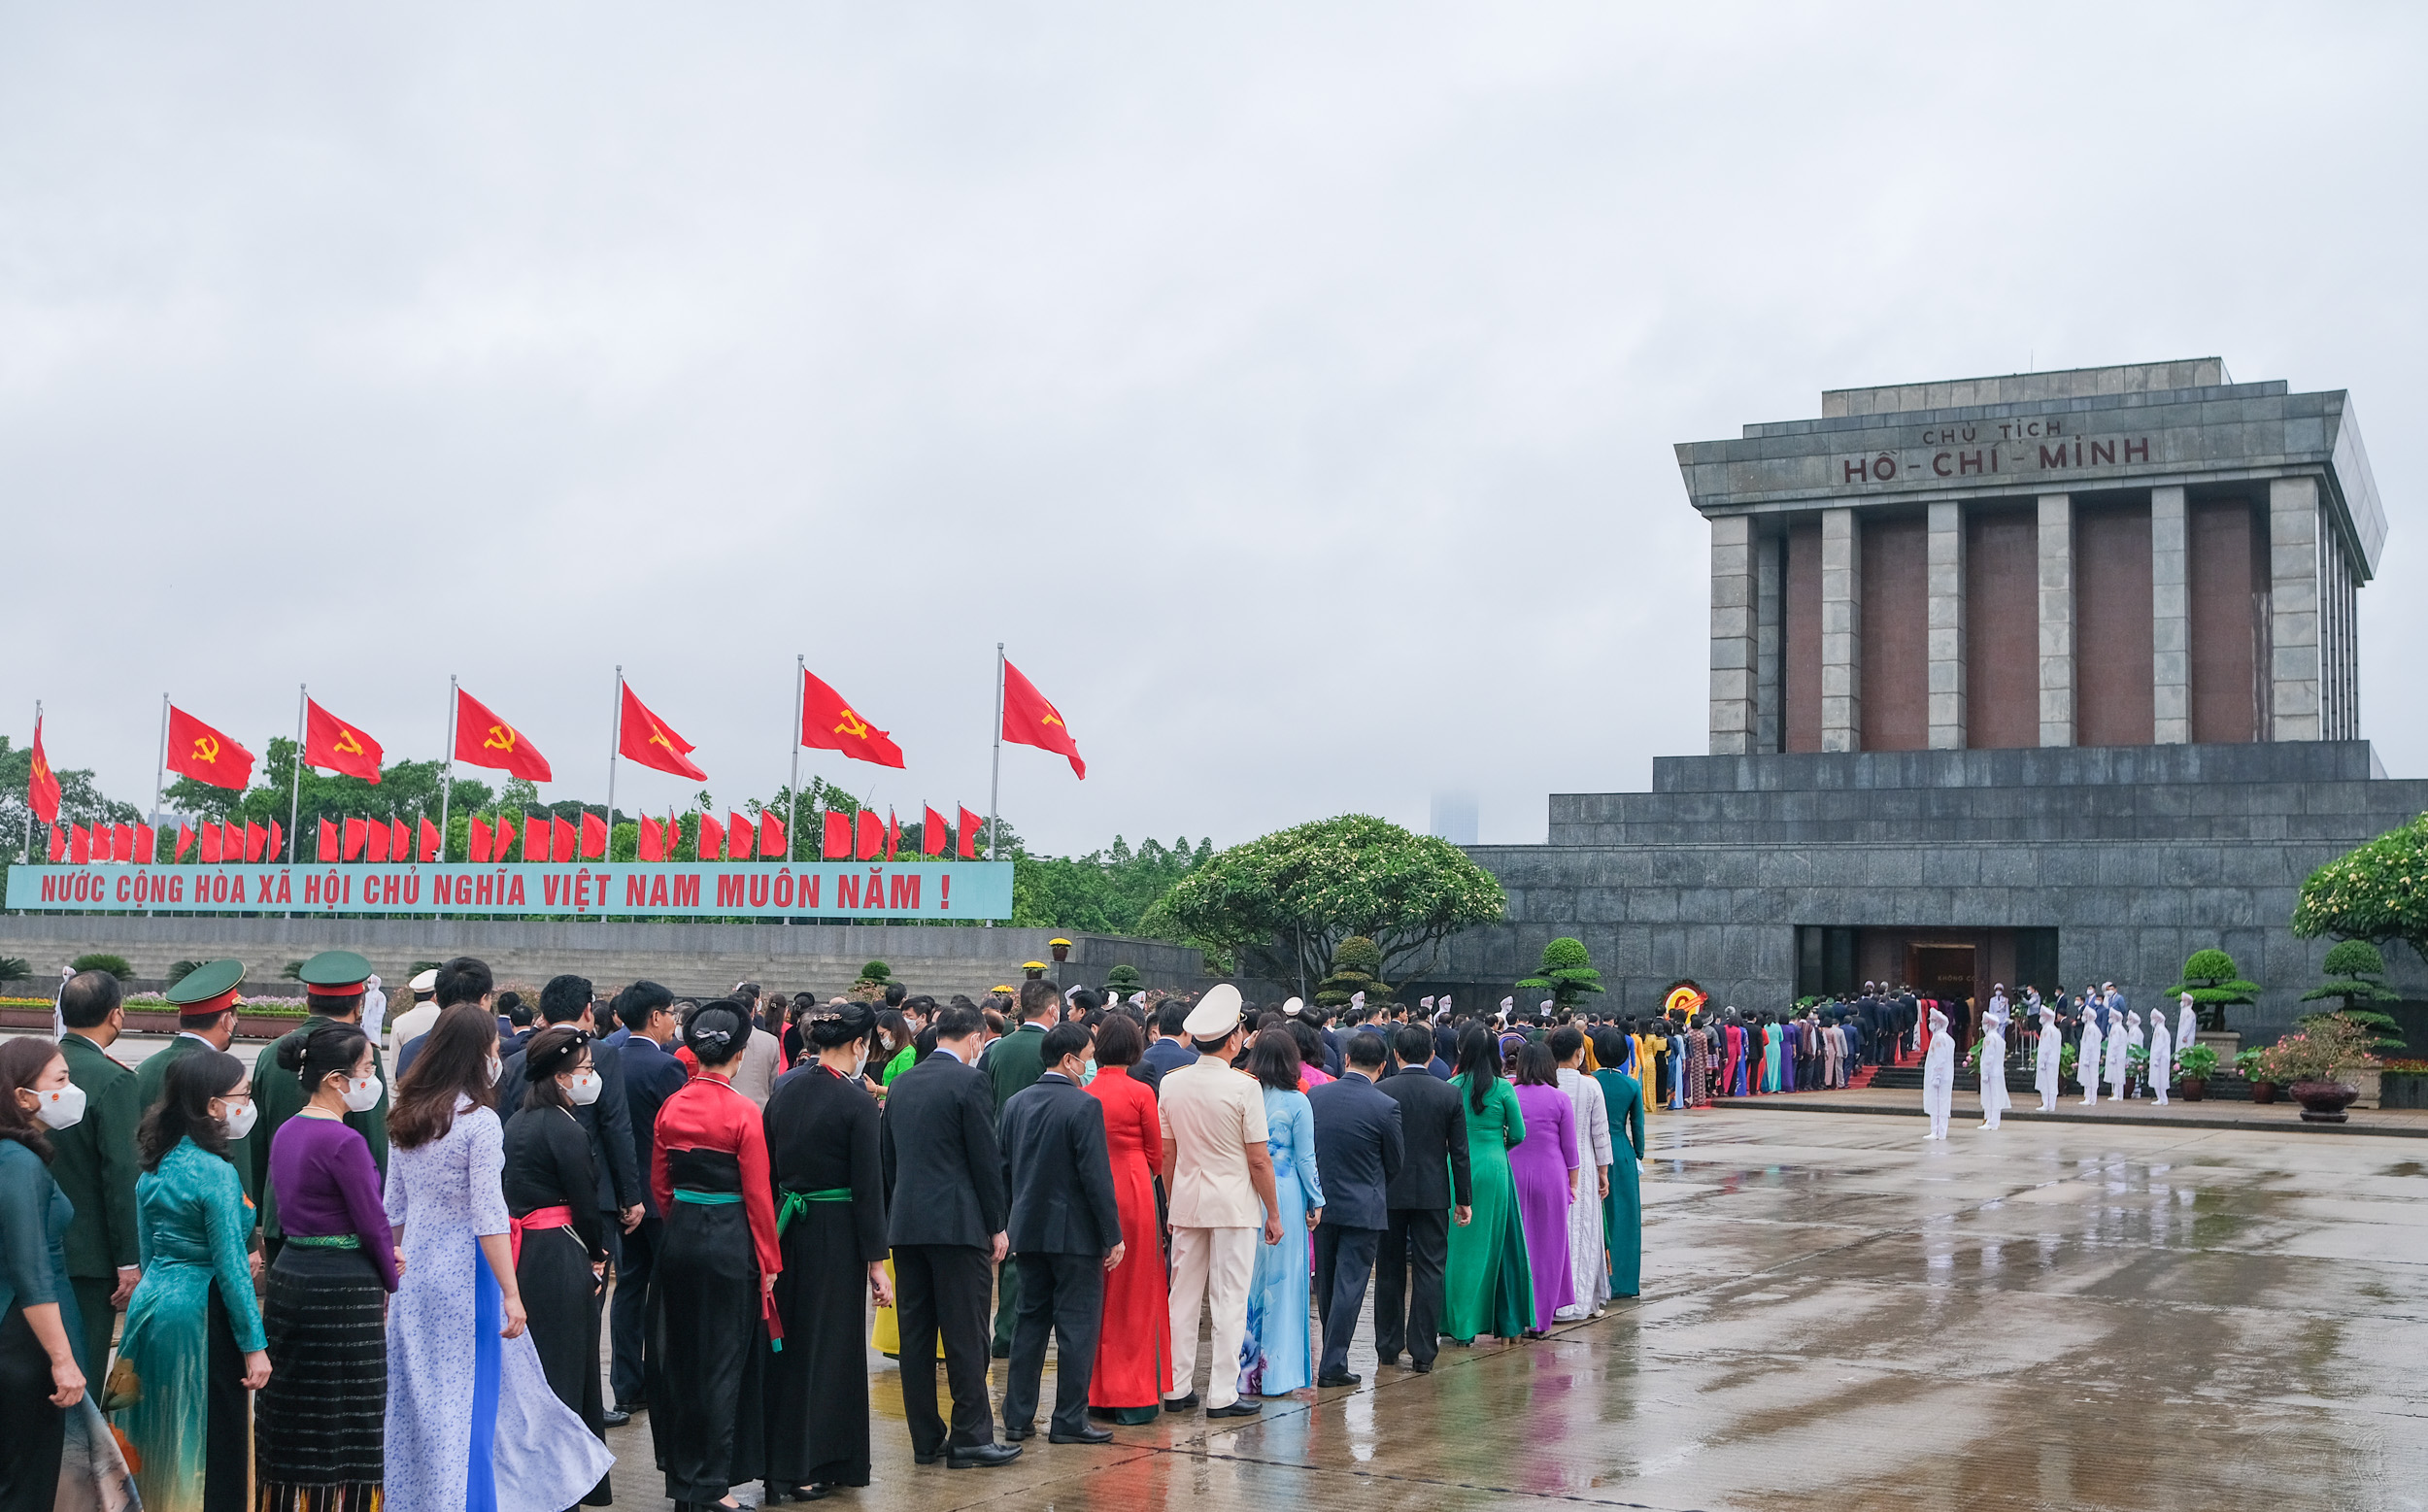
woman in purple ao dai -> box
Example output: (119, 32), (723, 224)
(1505, 1042), (1580, 1338)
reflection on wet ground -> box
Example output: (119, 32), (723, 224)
(601, 1109), (2428, 1511)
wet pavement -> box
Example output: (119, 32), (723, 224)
(600, 1107), (2428, 1512)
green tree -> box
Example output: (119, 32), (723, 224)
(2167, 948), (2260, 1034)
(1313, 936), (1391, 1009)
(1011, 835), (1210, 934)
(2293, 813), (2428, 966)
(1517, 937), (1605, 1010)
(1158, 814), (1508, 991)
(2299, 940), (2405, 1054)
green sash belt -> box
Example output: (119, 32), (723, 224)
(673, 1189), (742, 1206)
(775, 1188), (853, 1237)
(286, 1233), (361, 1249)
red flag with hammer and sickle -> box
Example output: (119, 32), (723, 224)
(167, 706), (256, 790)
(618, 682), (706, 780)
(305, 699), (385, 783)
(999, 659), (1085, 779)
(26, 716), (61, 825)
(453, 689), (553, 782)
(797, 670), (905, 769)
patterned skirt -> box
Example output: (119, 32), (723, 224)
(256, 1245), (387, 1512)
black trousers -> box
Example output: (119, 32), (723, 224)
(1311, 1224), (1380, 1381)
(894, 1243), (996, 1455)
(0, 1305), (63, 1512)
(610, 1215), (656, 1406)
(1374, 1207), (1449, 1367)
(1001, 1252), (1104, 1436)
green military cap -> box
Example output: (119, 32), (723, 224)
(165, 958), (246, 1018)
(297, 950), (375, 997)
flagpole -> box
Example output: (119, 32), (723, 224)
(151, 693), (168, 830)
(22, 701), (38, 864)
(788, 655), (803, 865)
(606, 666), (622, 870)
(988, 644), (1004, 863)
(439, 675), (457, 861)
(287, 686), (305, 863)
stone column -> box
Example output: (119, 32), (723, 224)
(1707, 514), (1755, 755)
(1926, 501), (1965, 750)
(2037, 494), (2074, 747)
(2150, 486), (2190, 743)
(1755, 527), (1782, 754)
(2269, 476), (2322, 740)
(1820, 507), (1861, 752)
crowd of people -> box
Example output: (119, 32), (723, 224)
(0, 959), (1666, 1512)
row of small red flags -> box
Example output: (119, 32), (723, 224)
(51, 818), (285, 866)
(48, 802), (989, 866)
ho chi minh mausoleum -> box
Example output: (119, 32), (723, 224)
(1433, 358), (2428, 1027)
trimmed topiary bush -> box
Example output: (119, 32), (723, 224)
(1516, 937), (1606, 1010)
(2168, 948), (2259, 1033)
(1314, 936), (1391, 1010)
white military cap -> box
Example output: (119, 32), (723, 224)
(1183, 984), (1244, 1040)
(409, 968), (439, 992)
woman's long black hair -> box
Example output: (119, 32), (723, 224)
(1454, 1024), (1501, 1115)
(137, 1049), (245, 1171)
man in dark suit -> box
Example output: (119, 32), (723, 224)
(1305, 1031), (1402, 1388)
(1140, 998), (1197, 1079)
(997, 1023), (1124, 1445)
(978, 980), (1059, 1356)
(610, 981), (688, 1419)
(1375, 1024), (1472, 1372)
(881, 1003), (1019, 1469)
(52, 970), (142, 1375)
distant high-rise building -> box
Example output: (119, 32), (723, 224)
(1429, 790), (1477, 846)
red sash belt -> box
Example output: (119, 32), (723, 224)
(510, 1205), (576, 1267)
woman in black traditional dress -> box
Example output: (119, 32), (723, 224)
(504, 1025), (612, 1507)
(759, 999), (891, 1501)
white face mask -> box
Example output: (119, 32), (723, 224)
(32, 1081), (86, 1130)
(220, 1099), (259, 1140)
(485, 1054), (502, 1087)
(564, 1072), (602, 1107)
(341, 1075), (383, 1114)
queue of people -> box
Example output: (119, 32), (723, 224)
(0, 959), (1660, 1512)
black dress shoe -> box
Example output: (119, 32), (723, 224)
(1373, 1353), (1402, 1368)
(1002, 1425), (1034, 1441)
(1048, 1426), (1115, 1445)
(789, 1489), (829, 1503)
(947, 1442), (1022, 1469)
(1205, 1400), (1261, 1419)
(601, 1407), (631, 1428)
(1162, 1393), (1199, 1413)
(1316, 1371), (1362, 1388)
(1411, 1360), (1433, 1374)
(991, 1343), (1011, 1360)
(913, 1450), (945, 1466)
(614, 1398), (648, 1413)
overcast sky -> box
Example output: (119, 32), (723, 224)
(6, 4), (2423, 855)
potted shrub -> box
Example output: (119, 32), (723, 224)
(2261, 1013), (2381, 1124)
(2175, 1042), (2218, 1101)
(2299, 942), (2406, 1109)
(2236, 1046), (2276, 1103)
